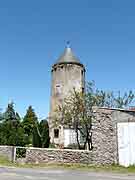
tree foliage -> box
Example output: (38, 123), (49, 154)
(23, 106), (38, 135)
(22, 106), (38, 145)
(32, 119), (50, 148)
(0, 102), (25, 146)
(86, 81), (135, 109)
(0, 104), (50, 148)
(56, 81), (135, 150)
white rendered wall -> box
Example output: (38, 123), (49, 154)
(64, 129), (77, 147)
(117, 122), (135, 167)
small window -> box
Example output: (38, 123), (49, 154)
(54, 129), (59, 138)
(82, 87), (85, 94)
(81, 70), (83, 75)
(55, 84), (62, 95)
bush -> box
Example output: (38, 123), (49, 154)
(66, 143), (79, 149)
(66, 143), (85, 150)
(16, 148), (26, 158)
(49, 143), (56, 148)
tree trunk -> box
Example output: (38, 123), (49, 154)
(83, 140), (87, 150)
(76, 129), (81, 149)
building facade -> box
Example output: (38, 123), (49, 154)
(49, 44), (85, 147)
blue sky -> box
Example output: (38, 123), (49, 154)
(0, 0), (135, 119)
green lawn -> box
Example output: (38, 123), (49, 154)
(0, 155), (13, 166)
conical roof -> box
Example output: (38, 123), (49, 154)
(54, 43), (82, 66)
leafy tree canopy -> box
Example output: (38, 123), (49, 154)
(33, 119), (50, 148)
(0, 102), (25, 146)
(55, 81), (135, 150)
(22, 106), (38, 136)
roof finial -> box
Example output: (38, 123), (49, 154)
(66, 41), (70, 48)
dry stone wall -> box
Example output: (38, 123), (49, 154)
(92, 108), (118, 165)
(0, 146), (14, 161)
(26, 148), (92, 164)
(92, 107), (135, 165)
(0, 108), (135, 165)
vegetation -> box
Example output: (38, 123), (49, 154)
(0, 103), (50, 148)
(0, 102), (25, 146)
(32, 119), (50, 148)
(22, 106), (39, 146)
(0, 154), (135, 173)
(0, 81), (134, 150)
(0, 155), (11, 166)
(55, 81), (135, 150)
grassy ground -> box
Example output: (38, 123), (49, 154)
(19, 163), (135, 173)
(0, 155), (13, 166)
(0, 155), (135, 173)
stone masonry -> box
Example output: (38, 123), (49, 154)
(0, 146), (14, 161)
(92, 107), (135, 165)
(49, 45), (85, 146)
(0, 107), (135, 165)
(92, 107), (118, 165)
(26, 148), (92, 164)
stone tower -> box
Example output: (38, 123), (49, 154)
(49, 43), (85, 147)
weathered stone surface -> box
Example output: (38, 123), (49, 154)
(49, 46), (85, 146)
(0, 108), (135, 165)
(26, 148), (92, 164)
(92, 107), (135, 165)
(91, 108), (117, 165)
(0, 146), (14, 161)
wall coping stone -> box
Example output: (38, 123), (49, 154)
(27, 147), (91, 153)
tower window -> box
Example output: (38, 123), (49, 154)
(82, 87), (85, 94)
(55, 84), (62, 95)
(81, 70), (83, 75)
(54, 129), (59, 138)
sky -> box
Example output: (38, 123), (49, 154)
(0, 0), (135, 119)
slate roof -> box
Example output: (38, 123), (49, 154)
(53, 42), (85, 67)
(56, 46), (80, 63)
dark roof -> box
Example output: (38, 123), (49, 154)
(99, 107), (135, 113)
(54, 45), (83, 67)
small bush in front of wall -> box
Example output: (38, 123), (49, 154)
(66, 143), (79, 149)
(16, 148), (26, 159)
(49, 143), (56, 148)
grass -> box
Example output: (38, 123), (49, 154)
(0, 155), (12, 166)
(0, 155), (135, 173)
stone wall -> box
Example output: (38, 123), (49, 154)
(0, 146), (14, 161)
(25, 107), (121, 165)
(26, 148), (92, 164)
(112, 109), (135, 123)
(92, 107), (135, 165)
(26, 104), (135, 165)
(92, 108), (118, 165)
(0, 108), (135, 165)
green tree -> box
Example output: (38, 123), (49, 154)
(22, 106), (38, 145)
(56, 89), (92, 150)
(0, 111), (4, 143)
(32, 119), (50, 148)
(4, 102), (16, 122)
(0, 109), (3, 122)
(39, 120), (50, 148)
(56, 81), (135, 150)
(32, 123), (41, 147)
(0, 103), (25, 146)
